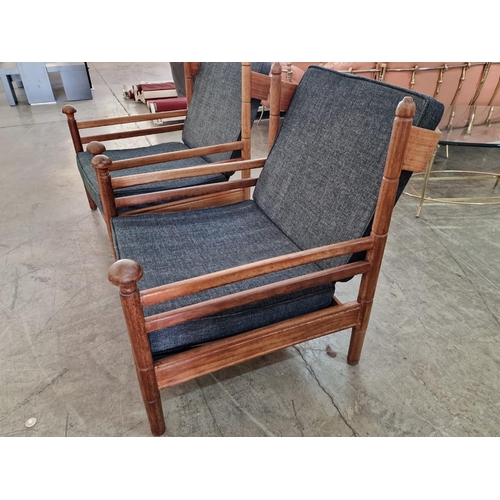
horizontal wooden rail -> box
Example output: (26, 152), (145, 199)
(111, 157), (266, 189)
(141, 237), (374, 307)
(107, 141), (243, 172)
(77, 109), (187, 129)
(115, 177), (257, 209)
(154, 302), (361, 389)
(81, 124), (185, 145)
(144, 260), (370, 333)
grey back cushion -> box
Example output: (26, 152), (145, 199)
(182, 62), (271, 163)
(254, 66), (444, 269)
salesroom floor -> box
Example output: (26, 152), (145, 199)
(1, 62), (499, 437)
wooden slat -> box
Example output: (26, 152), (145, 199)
(77, 109), (187, 129)
(107, 141), (243, 172)
(144, 261), (370, 333)
(154, 302), (361, 389)
(81, 124), (185, 145)
(111, 158), (266, 189)
(402, 126), (442, 173)
(141, 237), (374, 306)
(115, 177), (258, 208)
(118, 190), (246, 215)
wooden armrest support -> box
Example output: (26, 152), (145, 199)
(402, 126), (442, 173)
(107, 141), (244, 172)
(140, 236), (374, 307)
(144, 260), (371, 333)
(110, 157), (266, 189)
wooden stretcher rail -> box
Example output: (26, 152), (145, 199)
(154, 302), (361, 389)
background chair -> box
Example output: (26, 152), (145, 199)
(91, 63), (295, 244)
(62, 62), (271, 213)
(105, 66), (444, 436)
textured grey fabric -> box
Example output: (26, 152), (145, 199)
(77, 142), (225, 211)
(112, 201), (335, 356)
(77, 62), (271, 209)
(254, 66), (444, 269)
(182, 62), (271, 163)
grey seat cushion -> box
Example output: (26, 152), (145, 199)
(78, 62), (271, 210)
(111, 201), (335, 357)
(254, 66), (444, 269)
(182, 62), (271, 163)
(77, 142), (226, 212)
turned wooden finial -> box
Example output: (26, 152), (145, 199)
(86, 141), (106, 156)
(271, 61), (282, 76)
(396, 97), (416, 119)
(108, 259), (143, 288)
(62, 105), (77, 118)
(91, 154), (112, 172)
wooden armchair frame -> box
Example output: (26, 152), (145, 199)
(91, 63), (296, 246)
(63, 63), (293, 213)
(106, 96), (441, 436)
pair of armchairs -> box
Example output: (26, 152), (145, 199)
(65, 63), (444, 436)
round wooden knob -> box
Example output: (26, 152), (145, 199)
(87, 141), (106, 155)
(91, 154), (112, 171)
(62, 105), (77, 116)
(108, 259), (143, 287)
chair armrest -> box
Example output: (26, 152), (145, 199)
(110, 234), (374, 333)
(140, 236), (375, 306)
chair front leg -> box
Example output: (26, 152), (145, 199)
(109, 259), (166, 437)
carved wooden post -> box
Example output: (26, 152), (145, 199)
(91, 154), (118, 251)
(63, 105), (98, 211)
(108, 259), (166, 436)
(269, 62), (282, 151)
(62, 105), (83, 153)
(184, 63), (194, 106)
(241, 62), (252, 199)
(348, 97), (416, 365)
(84, 142), (107, 210)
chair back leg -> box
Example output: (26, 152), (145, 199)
(348, 97), (416, 365)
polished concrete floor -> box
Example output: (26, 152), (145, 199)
(0, 62), (499, 437)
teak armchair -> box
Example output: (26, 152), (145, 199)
(62, 62), (274, 214)
(104, 66), (444, 436)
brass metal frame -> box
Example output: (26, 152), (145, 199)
(405, 147), (500, 217)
